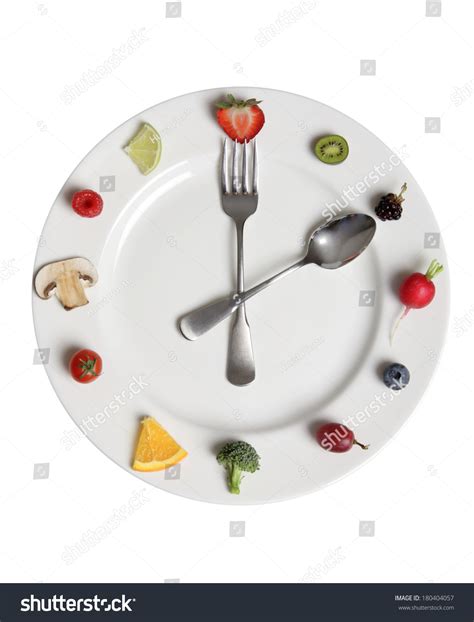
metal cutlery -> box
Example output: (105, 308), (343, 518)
(221, 139), (258, 386)
(180, 213), (376, 341)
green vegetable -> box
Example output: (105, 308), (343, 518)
(216, 441), (260, 495)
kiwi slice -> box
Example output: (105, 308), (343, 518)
(314, 134), (349, 164)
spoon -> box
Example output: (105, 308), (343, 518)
(180, 213), (376, 341)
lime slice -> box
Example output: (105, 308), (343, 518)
(124, 122), (162, 175)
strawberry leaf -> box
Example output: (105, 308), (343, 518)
(216, 94), (263, 109)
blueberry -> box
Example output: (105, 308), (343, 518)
(383, 363), (410, 390)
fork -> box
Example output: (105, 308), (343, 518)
(222, 138), (258, 386)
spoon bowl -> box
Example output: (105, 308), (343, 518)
(305, 213), (376, 269)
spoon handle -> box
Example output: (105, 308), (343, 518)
(179, 295), (239, 340)
(179, 259), (306, 341)
(241, 258), (306, 303)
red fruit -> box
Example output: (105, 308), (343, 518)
(216, 94), (265, 143)
(72, 189), (103, 218)
(69, 349), (102, 383)
(316, 423), (369, 453)
(400, 270), (440, 309)
(391, 259), (444, 342)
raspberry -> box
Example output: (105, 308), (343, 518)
(72, 189), (103, 218)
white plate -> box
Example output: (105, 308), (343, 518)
(32, 87), (449, 504)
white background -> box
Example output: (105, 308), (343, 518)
(1, 0), (473, 583)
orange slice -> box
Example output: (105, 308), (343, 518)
(132, 417), (187, 472)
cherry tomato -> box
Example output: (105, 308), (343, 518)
(69, 349), (102, 383)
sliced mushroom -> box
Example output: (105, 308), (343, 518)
(35, 257), (98, 311)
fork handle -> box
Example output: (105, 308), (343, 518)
(227, 306), (255, 385)
(227, 221), (255, 386)
(235, 220), (245, 294)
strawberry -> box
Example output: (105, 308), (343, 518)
(215, 94), (265, 143)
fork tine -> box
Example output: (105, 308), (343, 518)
(252, 138), (258, 194)
(242, 140), (249, 194)
(231, 139), (239, 194)
(221, 139), (229, 194)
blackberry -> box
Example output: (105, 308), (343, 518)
(375, 183), (407, 221)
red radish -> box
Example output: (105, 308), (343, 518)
(316, 423), (369, 453)
(391, 259), (443, 342)
(216, 94), (265, 143)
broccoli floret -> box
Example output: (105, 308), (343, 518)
(216, 441), (260, 495)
